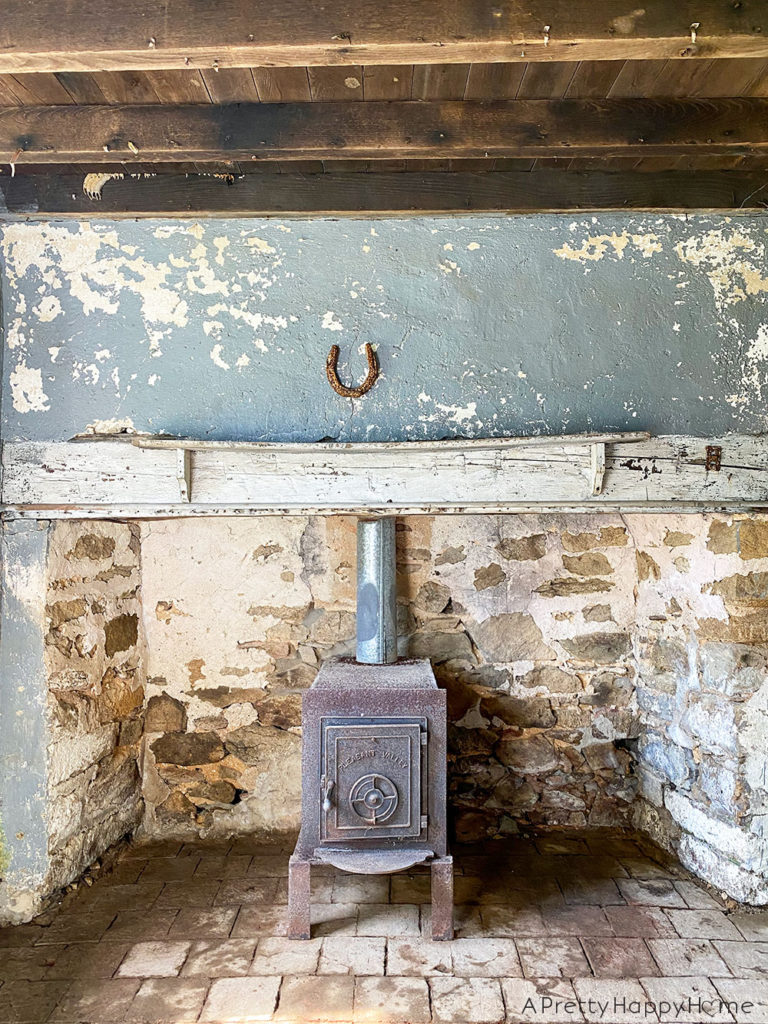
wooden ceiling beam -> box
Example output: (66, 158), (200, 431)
(2, 170), (767, 218)
(1, 99), (767, 164)
(0, 1), (767, 74)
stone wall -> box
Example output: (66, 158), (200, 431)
(139, 514), (637, 842)
(44, 521), (145, 890)
(139, 512), (768, 904)
(630, 515), (768, 903)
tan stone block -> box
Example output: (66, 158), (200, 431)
(201, 976), (280, 1022)
(536, 577), (612, 597)
(637, 550), (661, 581)
(127, 978), (208, 1022)
(356, 904), (420, 937)
(562, 526), (627, 551)
(275, 976), (354, 1022)
(318, 936), (385, 975)
(451, 937), (522, 977)
(387, 937), (452, 977)
(516, 937), (591, 977)
(250, 936), (321, 975)
(563, 552), (614, 577)
(503, 977), (582, 1023)
(740, 520), (768, 559)
(430, 977), (504, 1024)
(708, 520), (739, 554)
(182, 939), (257, 977)
(117, 941), (190, 978)
(496, 534), (547, 561)
(354, 977), (431, 1023)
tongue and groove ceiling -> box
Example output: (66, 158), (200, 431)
(1, 1), (768, 213)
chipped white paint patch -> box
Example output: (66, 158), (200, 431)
(247, 236), (276, 255)
(467, 242), (481, 251)
(210, 344), (230, 370)
(321, 311), (343, 332)
(727, 324), (768, 412)
(554, 230), (662, 264)
(84, 417), (136, 434)
(674, 228), (768, 309)
(94, 348), (111, 362)
(33, 295), (62, 323)
(213, 236), (230, 266)
(10, 361), (49, 413)
(417, 393), (479, 426)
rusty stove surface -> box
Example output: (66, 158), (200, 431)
(288, 658), (453, 941)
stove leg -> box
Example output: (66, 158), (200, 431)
(288, 856), (311, 940)
(430, 856), (453, 940)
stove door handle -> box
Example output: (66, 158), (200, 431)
(322, 780), (335, 813)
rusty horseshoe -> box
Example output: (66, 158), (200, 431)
(325, 342), (379, 398)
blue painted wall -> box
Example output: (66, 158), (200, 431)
(1, 214), (767, 442)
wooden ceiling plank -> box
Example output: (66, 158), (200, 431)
(362, 65), (413, 101)
(201, 68), (260, 103)
(742, 60), (768, 96)
(91, 71), (162, 104)
(3, 99), (767, 163)
(54, 72), (108, 104)
(689, 57), (768, 96)
(463, 63), (527, 100)
(142, 69), (211, 103)
(412, 64), (471, 100)
(7, 73), (75, 104)
(308, 66), (364, 100)
(608, 59), (668, 97)
(251, 67), (311, 102)
(564, 61), (625, 98)
(4, 170), (768, 217)
(2, 1), (768, 73)
(0, 76), (24, 106)
(516, 62), (578, 99)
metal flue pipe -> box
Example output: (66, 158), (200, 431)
(356, 517), (397, 664)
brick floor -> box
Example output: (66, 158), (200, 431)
(2, 830), (768, 1022)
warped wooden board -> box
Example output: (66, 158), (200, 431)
(0, 0), (766, 73)
(4, 170), (768, 219)
(2, 434), (766, 517)
(2, 99), (768, 164)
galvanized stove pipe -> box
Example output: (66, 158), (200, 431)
(356, 517), (397, 664)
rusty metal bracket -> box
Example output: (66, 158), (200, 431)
(326, 343), (379, 398)
(705, 445), (722, 472)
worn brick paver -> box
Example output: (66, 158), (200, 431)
(1, 830), (764, 1022)
(582, 937), (659, 977)
(201, 976), (281, 1021)
(516, 937), (591, 978)
(647, 937), (732, 976)
(126, 977), (209, 1021)
(502, 977), (586, 1022)
(354, 976), (431, 1023)
(116, 939), (190, 977)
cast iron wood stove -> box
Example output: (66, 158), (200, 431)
(289, 518), (453, 940)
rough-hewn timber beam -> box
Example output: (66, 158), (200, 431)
(0, 0), (766, 72)
(2, 171), (767, 219)
(2, 99), (768, 166)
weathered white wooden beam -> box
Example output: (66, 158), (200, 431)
(176, 449), (192, 503)
(590, 442), (606, 496)
(2, 433), (766, 517)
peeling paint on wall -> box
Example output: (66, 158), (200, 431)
(1, 214), (767, 443)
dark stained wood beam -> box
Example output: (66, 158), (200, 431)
(0, 1), (767, 74)
(2, 170), (767, 218)
(2, 99), (768, 165)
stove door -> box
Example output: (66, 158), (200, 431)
(320, 717), (425, 842)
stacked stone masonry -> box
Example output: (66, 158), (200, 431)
(132, 512), (768, 905)
(44, 522), (145, 893)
